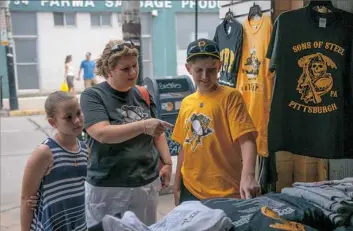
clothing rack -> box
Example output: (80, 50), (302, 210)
(221, 9), (273, 20)
(221, 0), (254, 8)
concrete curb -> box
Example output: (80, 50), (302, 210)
(1, 109), (46, 117)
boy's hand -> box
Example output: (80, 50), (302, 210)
(173, 187), (181, 206)
(240, 174), (260, 199)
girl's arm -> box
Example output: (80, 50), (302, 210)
(21, 144), (53, 231)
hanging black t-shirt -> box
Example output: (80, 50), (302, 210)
(202, 193), (332, 231)
(266, 7), (353, 159)
(80, 82), (159, 187)
(214, 19), (243, 88)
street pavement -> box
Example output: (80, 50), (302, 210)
(0, 115), (175, 230)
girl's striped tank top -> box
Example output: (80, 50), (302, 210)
(30, 137), (88, 231)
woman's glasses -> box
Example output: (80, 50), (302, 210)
(110, 40), (135, 54)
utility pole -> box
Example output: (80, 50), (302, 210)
(195, 0), (198, 40)
(0, 1), (18, 110)
(121, 1), (143, 85)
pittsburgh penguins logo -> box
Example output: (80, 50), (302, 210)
(184, 113), (214, 152)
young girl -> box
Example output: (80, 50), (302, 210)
(20, 91), (88, 231)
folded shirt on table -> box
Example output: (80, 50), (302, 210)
(100, 201), (233, 231)
(202, 193), (331, 231)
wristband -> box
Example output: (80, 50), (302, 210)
(164, 162), (173, 165)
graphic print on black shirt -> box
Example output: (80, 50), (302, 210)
(266, 7), (353, 159)
(214, 19), (243, 87)
(117, 105), (149, 123)
(249, 206), (319, 231)
(289, 47), (340, 113)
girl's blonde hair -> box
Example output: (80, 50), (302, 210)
(95, 40), (139, 79)
(45, 91), (74, 118)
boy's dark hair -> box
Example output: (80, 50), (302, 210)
(187, 55), (220, 64)
(45, 91), (74, 118)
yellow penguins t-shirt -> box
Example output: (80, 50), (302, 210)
(172, 86), (257, 199)
(236, 16), (273, 157)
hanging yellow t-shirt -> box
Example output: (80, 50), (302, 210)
(172, 86), (257, 199)
(236, 16), (273, 157)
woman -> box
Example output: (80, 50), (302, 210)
(64, 54), (76, 95)
(80, 40), (173, 228)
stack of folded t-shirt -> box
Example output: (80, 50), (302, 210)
(202, 193), (332, 231)
(282, 177), (353, 227)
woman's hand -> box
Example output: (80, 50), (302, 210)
(143, 119), (174, 137)
(159, 164), (172, 188)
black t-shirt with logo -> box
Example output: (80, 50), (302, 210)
(80, 82), (159, 187)
(266, 7), (353, 159)
(248, 206), (319, 231)
(214, 19), (243, 88)
(202, 193), (332, 231)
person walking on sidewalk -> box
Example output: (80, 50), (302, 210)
(80, 40), (173, 228)
(64, 54), (77, 95)
(78, 52), (97, 89)
(20, 91), (88, 231)
(172, 39), (261, 205)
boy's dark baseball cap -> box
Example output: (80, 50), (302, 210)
(186, 38), (220, 62)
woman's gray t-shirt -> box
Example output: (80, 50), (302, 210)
(80, 81), (159, 187)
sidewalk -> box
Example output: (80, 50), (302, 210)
(1, 95), (82, 117)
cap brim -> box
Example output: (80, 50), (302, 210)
(187, 52), (220, 61)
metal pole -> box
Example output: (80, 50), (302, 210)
(0, 1), (18, 110)
(195, 0), (198, 41)
(121, 1), (143, 85)
(0, 75), (3, 109)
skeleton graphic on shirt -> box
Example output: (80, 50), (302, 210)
(184, 113), (214, 152)
(297, 53), (337, 104)
(116, 105), (148, 123)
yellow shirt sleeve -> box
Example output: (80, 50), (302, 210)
(171, 101), (186, 145)
(227, 91), (258, 141)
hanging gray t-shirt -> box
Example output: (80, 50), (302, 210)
(214, 19), (243, 88)
(80, 82), (159, 187)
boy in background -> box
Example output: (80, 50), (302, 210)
(172, 39), (260, 204)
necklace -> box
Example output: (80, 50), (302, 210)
(74, 156), (78, 167)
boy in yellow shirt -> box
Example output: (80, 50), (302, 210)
(172, 38), (260, 205)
